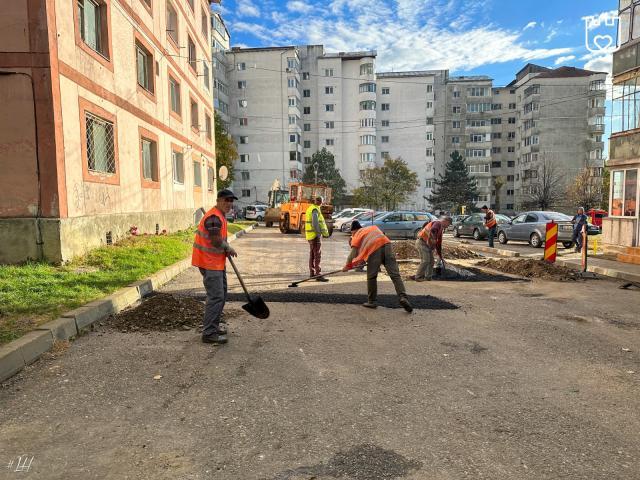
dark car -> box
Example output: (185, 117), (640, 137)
(453, 213), (511, 240)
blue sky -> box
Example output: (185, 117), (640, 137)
(214, 0), (617, 86)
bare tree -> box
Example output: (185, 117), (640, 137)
(566, 166), (604, 210)
(522, 158), (566, 210)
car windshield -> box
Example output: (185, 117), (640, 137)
(373, 212), (387, 219)
(354, 211), (375, 220)
(542, 212), (572, 222)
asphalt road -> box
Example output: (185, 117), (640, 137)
(1, 227), (640, 479)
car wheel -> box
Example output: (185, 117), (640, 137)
(257, 216), (263, 222)
(498, 231), (508, 245)
(341, 223), (349, 233)
(530, 232), (543, 248)
(472, 228), (481, 241)
(413, 228), (422, 240)
(279, 215), (289, 234)
(454, 228), (461, 238)
(562, 241), (573, 249)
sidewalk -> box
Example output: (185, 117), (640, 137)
(556, 255), (640, 284)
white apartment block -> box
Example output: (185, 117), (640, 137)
(211, 12), (231, 130)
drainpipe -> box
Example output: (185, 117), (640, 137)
(0, 71), (44, 260)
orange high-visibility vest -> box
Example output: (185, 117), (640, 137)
(419, 221), (440, 249)
(192, 207), (228, 271)
(350, 225), (391, 265)
(485, 209), (497, 229)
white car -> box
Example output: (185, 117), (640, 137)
(245, 205), (267, 221)
(333, 209), (374, 231)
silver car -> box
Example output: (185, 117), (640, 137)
(497, 211), (598, 248)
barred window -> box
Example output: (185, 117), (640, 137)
(85, 112), (115, 174)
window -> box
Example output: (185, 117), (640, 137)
(360, 135), (376, 145)
(492, 147), (501, 154)
(141, 136), (158, 182)
(452, 121), (461, 129)
(166, 149), (183, 187)
(136, 42), (154, 93)
(240, 154), (249, 163)
(241, 171), (250, 181)
(240, 136), (248, 144)
(613, 78), (640, 133)
(359, 83), (376, 93)
(304, 156), (311, 164)
(507, 160), (515, 167)
(425, 179), (433, 189)
(287, 78), (296, 88)
(287, 57), (298, 70)
(425, 148), (433, 156)
(303, 123), (311, 131)
(289, 134), (297, 143)
(325, 121), (334, 129)
(492, 132), (502, 139)
(288, 97), (296, 107)
(360, 153), (376, 163)
(303, 106), (311, 114)
(426, 85), (433, 93)
(289, 115), (298, 125)
(324, 68), (334, 77)
(238, 81), (247, 90)
(326, 139), (334, 146)
(303, 89), (311, 97)
(201, 7), (208, 37)
(325, 86), (334, 94)
(452, 106), (461, 114)
(492, 103), (502, 110)
(78, 0), (109, 59)
(381, 151), (389, 158)
(325, 104), (334, 112)
(451, 136), (460, 144)
(85, 111), (116, 174)
(468, 87), (490, 97)
(508, 117), (516, 124)
(360, 100), (376, 110)
(241, 189), (251, 198)
(381, 120), (390, 127)
(426, 101), (433, 108)
(468, 119), (487, 127)
(467, 103), (492, 112)
(509, 103), (516, 109)
(207, 165), (214, 191)
(507, 189), (514, 196)
(470, 133), (490, 142)
(360, 63), (373, 75)
(190, 99), (198, 129)
(491, 118), (502, 125)
(491, 161), (502, 168)
(304, 140), (311, 148)
(508, 132), (516, 140)
(169, 75), (180, 116)
(361, 118), (375, 127)
(302, 72), (310, 80)
(204, 113), (211, 140)
(236, 62), (246, 70)
(238, 99), (247, 108)
(382, 87), (390, 95)
(468, 164), (490, 173)
(426, 132), (433, 140)
(466, 150), (490, 158)
(166, 2), (178, 45)
(203, 62), (210, 90)
(193, 161), (201, 187)
(452, 90), (460, 98)
(611, 169), (638, 216)
(508, 146), (515, 153)
(187, 0), (194, 11)
(187, 35), (196, 72)
(426, 117), (434, 125)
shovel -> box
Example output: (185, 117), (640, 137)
(228, 257), (270, 319)
(288, 264), (366, 288)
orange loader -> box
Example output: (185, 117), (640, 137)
(279, 183), (334, 235)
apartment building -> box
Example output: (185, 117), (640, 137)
(509, 64), (607, 212)
(489, 87), (518, 214)
(211, 10), (230, 130)
(0, 0), (216, 264)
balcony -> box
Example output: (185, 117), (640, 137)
(589, 123), (605, 134)
(613, 42), (639, 77)
(588, 106), (606, 116)
(358, 161), (376, 171)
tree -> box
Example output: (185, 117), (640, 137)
(301, 148), (347, 206)
(493, 176), (506, 212)
(601, 164), (610, 212)
(429, 151), (478, 214)
(566, 166), (604, 210)
(521, 158), (565, 210)
(352, 156), (419, 210)
(214, 111), (237, 190)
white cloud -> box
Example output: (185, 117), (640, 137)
(287, 1), (312, 13)
(236, 0), (260, 18)
(524, 21), (537, 30)
(554, 55), (576, 65)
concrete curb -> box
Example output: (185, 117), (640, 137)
(0, 223), (257, 383)
(555, 259), (640, 284)
(444, 241), (520, 258)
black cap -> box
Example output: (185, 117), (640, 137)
(351, 220), (362, 232)
(217, 189), (238, 200)
(481, 205), (488, 210)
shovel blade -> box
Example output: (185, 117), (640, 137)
(242, 295), (270, 319)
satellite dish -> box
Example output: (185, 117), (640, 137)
(218, 165), (229, 181)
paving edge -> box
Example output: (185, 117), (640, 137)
(555, 259), (640, 284)
(0, 223), (257, 383)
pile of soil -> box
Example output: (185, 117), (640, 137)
(108, 293), (241, 332)
(478, 258), (578, 281)
(392, 241), (481, 260)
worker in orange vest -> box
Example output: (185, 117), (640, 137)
(481, 205), (497, 248)
(343, 221), (412, 312)
(192, 189), (238, 345)
(410, 216), (452, 281)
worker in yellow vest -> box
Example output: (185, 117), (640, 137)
(305, 196), (330, 281)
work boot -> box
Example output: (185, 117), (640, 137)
(399, 296), (413, 313)
(215, 325), (227, 335)
(362, 302), (378, 309)
(315, 276), (329, 282)
(202, 334), (228, 345)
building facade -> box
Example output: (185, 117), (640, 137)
(211, 10), (230, 130)
(490, 87), (518, 214)
(603, 1), (640, 254)
(0, 0), (217, 264)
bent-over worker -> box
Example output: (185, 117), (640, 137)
(192, 189), (238, 345)
(410, 216), (452, 281)
(343, 221), (413, 312)
(305, 196), (330, 281)
(481, 205), (497, 248)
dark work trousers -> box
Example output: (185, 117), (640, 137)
(572, 228), (584, 251)
(308, 238), (322, 277)
(366, 244), (407, 303)
(487, 226), (497, 248)
(199, 268), (227, 336)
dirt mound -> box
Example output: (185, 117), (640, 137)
(108, 293), (240, 332)
(478, 258), (578, 281)
(392, 241), (481, 260)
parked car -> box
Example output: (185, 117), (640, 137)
(356, 211), (435, 239)
(453, 213), (511, 240)
(245, 205), (267, 221)
(225, 210), (237, 222)
(336, 210), (375, 232)
(333, 208), (370, 220)
(447, 214), (469, 231)
(496, 211), (600, 248)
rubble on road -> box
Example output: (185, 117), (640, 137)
(108, 293), (241, 332)
(392, 241), (481, 260)
(478, 258), (579, 281)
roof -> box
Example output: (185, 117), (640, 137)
(448, 75), (492, 82)
(377, 70), (445, 78)
(534, 65), (608, 78)
(322, 50), (377, 60)
(229, 46), (297, 53)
